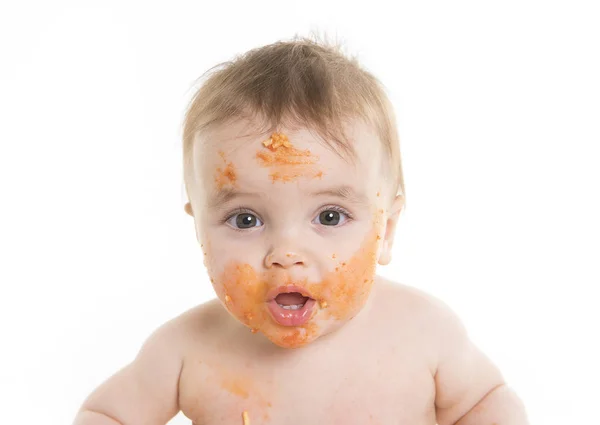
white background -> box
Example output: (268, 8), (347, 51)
(1, 0), (598, 424)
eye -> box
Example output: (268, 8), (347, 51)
(314, 207), (351, 226)
(226, 211), (263, 229)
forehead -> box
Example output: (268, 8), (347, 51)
(192, 118), (384, 199)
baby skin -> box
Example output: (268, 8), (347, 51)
(73, 119), (529, 425)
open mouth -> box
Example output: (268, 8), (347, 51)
(267, 287), (317, 326)
(275, 292), (309, 310)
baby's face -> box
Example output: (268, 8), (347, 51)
(187, 118), (399, 348)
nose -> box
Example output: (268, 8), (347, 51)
(265, 247), (306, 269)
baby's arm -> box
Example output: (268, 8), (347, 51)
(72, 318), (184, 425)
(432, 301), (529, 425)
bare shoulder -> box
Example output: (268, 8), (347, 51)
(373, 276), (452, 323)
(376, 278), (474, 343)
(373, 276), (508, 419)
(127, 300), (228, 377)
(370, 277), (464, 369)
(73, 302), (228, 425)
(170, 298), (232, 346)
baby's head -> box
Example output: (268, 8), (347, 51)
(181, 36), (406, 348)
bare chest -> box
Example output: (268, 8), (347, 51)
(178, 339), (437, 425)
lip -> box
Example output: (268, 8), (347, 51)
(266, 285), (317, 327)
(267, 298), (317, 326)
(266, 285), (315, 301)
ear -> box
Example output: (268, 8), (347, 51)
(184, 202), (205, 245)
(378, 194), (404, 266)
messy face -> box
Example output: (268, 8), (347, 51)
(189, 119), (395, 348)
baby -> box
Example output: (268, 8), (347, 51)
(73, 37), (529, 425)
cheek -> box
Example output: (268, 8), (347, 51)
(201, 214), (384, 349)
(308, 224), (381, 322)
(201, 235), (265, 328)
(210, 262), (319, 348)
(213, 263), (270, 331)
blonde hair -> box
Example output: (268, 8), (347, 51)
(181, 34), (406, 206)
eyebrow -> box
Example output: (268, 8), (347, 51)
(207, 188), (261, 210)
(207, 185), (369, 210)
(310, 185), (369, 205)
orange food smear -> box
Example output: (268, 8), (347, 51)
(213, 211), (383, 348)
(210, 363), (253, 399)
(279, 322), (319, 347)
(302, 213), (383, 323)
(214, 151), (237, 189)
(202, 360), (271, 422)
(222, 377), (249, 399)
(256, 132), (323, 183)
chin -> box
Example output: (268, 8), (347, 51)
(269, 336), (317, 349)
(259, 322), (322, 349)
(263, 319), (349, 349)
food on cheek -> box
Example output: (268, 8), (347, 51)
(212, 264), (270, 330)
(256, 132), (323, 183)
(212, 263), (320, 348)
(307, 223), (380, 323)
(208, 214), (383, 348)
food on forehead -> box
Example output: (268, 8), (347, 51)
(214, 151), (237, 188)
(242, 410), (250, 425)
(262, 132), (292, 149)
(257, 141), (316, 165)
(257, 131), (322, 182)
